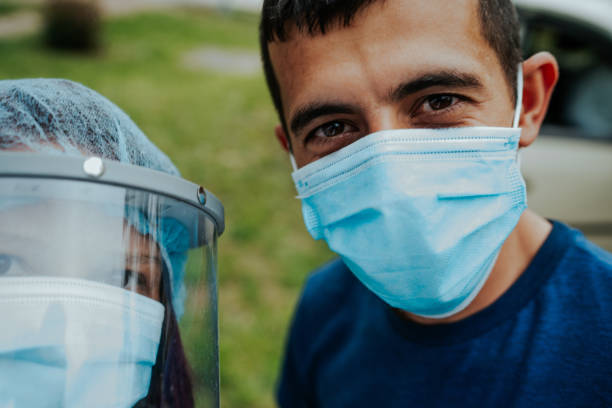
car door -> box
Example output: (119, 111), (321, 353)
(517, 2), (612, 250)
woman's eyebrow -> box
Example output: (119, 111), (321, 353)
(126, 254), (162, 265)
(389, 71), (483, 102)
(290, 102), (357, 136)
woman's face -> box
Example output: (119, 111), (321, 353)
(0, 199), (163, 301)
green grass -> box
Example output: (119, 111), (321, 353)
(0, 9), (334, 407)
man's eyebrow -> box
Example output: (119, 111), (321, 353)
(290, 103), (357, 136)
(389, 71), (483, 102)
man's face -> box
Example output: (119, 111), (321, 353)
(269, 0), (516, 167)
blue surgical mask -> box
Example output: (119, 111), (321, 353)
(291, 68), (525, 319)
(0, 277), (164, 407)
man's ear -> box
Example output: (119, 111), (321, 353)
(275, 124), (291, 152)
(519, 52), (559, 147)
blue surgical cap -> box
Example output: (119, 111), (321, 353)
(0, 78), (178, 174)
(0, 78), (188, 317)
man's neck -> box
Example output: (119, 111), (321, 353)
(400, 209), (553, 325)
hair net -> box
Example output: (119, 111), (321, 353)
(0, 78), (188, 317)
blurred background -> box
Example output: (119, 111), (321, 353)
(0, 0), (610, 406)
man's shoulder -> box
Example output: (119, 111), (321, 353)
(558, 223), (612, 277)
(572, 233), (612, 267)
(549, 222), (612, 309)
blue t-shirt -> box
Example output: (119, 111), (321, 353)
(277, 221), (612, 407)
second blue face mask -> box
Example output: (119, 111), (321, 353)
(292, 125), (527, 318)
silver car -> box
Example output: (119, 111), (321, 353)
(515, 0), (612, 250)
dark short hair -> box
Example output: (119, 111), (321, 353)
(259, 0), (522, 135)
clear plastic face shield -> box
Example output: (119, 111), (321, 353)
(0, 153), (224, 408)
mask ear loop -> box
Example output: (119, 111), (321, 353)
(514, 64), (524, 168)
(513, 64), (524, 129)
(289, 154), (298, 172)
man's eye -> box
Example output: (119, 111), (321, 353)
(311, 121), (357, 139)
(422, 94), (460, 112)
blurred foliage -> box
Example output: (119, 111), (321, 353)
(0, 3), (19, 15)
(0, 8), (333, 407)
(0, 1), (38, 15)
(43, 0), (101, 51)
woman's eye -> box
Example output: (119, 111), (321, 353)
(123, 269), (150, 291)
(0, 254), (27, 276)
(422, 94), (460, 112)
(311, 121), (357, 139)
(0, 255), (11, 275)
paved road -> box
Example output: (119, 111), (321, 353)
(102, 0), (263, 14)
(0, 11), (40, 37)
(179, 0), (262, 12)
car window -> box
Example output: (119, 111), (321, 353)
(519, 10), (612, 141)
